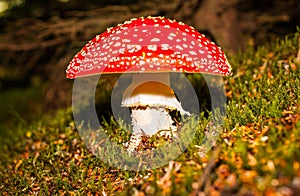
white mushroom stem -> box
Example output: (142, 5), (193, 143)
(121, 73), (190, 151)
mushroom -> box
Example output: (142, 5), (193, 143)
(66, 16), (232, 152)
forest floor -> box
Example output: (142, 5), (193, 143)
(0, 30), (299, 195)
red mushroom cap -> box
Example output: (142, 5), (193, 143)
(66, 16), (232, 79)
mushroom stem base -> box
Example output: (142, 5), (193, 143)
(127, 106), (177, 151)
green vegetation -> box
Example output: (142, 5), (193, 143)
(0, 76), (45, 131)
(0, 30), (299, 195)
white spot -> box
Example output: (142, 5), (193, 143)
(200, 58), (208, 63)
(135, 45), (142, 50)
(114, 42), (121, 47)
(161, 44), (169, 50)
(186, 57), (193, 62)
(199, 50), (205, 54)
(189, 51), (197, 55)
(128, 47), (135, 53)
(148, 45), (157, 51)
(167, 36), (174, 40)
(107, 27), (113, 32)
(142, 29), (147, 32)
(124, 20), (131, 24)
(151, 38), (160, 42)
(182, 44), (188, 48)
(169, 33), (176, 37)
(96, 35), (101, 41)
(207, 55), (212, 59)
(119, 48), (125, 54)
(156, 30), (161, 33)
(123, 39), (131, 43)
(176, 39), (181, 42)
(102, 43), (108, 49)
(158, 54), (164, 58)
(139, 38), (144, 42)
(176, 45), (183, 50)
(115, 30), (122, 34)
(178, 60), (183, 65)
(152, 57), (159, 62)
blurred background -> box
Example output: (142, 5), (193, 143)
(0, 0), (299, 130)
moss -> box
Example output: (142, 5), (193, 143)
(0, 30), (299, 195)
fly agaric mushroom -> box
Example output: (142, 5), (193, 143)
(66, 16), (232, 151)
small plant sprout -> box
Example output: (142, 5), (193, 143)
(66, 16), (232, 151)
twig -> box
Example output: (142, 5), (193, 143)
(195, 147), (220, 192)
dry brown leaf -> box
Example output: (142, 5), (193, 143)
(247, 153), (257, 166)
